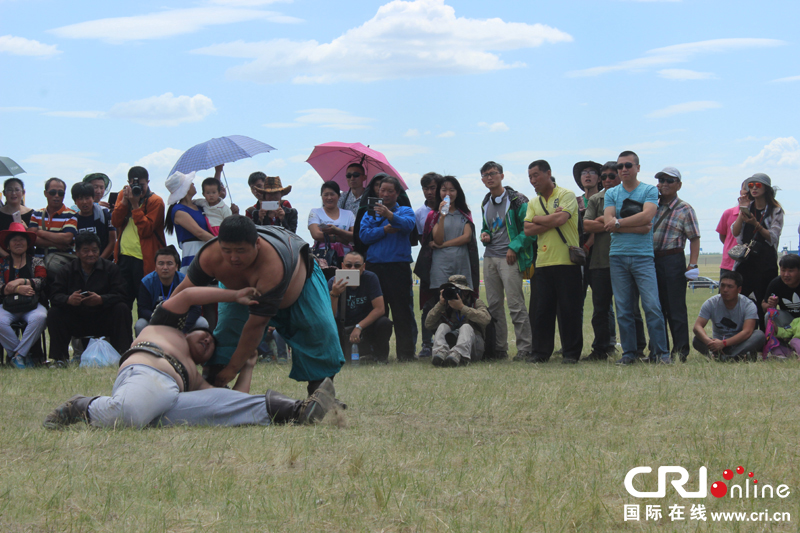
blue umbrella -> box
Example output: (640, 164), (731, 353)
(168, 135), (276, 199)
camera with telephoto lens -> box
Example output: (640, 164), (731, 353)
(441, 283), (459, 301)
(130, 178), (142, 196)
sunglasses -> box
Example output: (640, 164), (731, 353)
(748, 182), (763, 189)
(615, 162), (634, 171)
(600, 173), (617, 181)
(343, 263), (363, 269)
(346, 172), (362, 179)
(46, 189), (66, 197)
(657, 177), (679, 184)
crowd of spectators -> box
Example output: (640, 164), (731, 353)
(1, 150), (797, 370)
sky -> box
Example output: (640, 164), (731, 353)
(2, 0), (799, 255)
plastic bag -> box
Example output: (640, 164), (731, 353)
(79, 337), (121, 368)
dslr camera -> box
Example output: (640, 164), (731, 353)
(441, 283), (460, 301)
(130, 177), (142, 196)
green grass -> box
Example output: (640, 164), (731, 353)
(2, 255), (799, 532)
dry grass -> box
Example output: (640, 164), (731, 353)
(2, 257), (798, 532)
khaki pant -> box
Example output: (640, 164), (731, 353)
(433, 323), (484, 363)
(483, 256), (532, 353)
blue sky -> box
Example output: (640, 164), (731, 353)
(2, 0), (799, 253)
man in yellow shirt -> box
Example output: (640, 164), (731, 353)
(523, 160), (583, 364)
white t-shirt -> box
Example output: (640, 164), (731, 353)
(415, 205), (432, 234)
(194, 198), (232, 228)
(308, 207), (355, 250)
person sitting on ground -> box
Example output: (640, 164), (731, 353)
(692, 271), (765, 362)
(43, 285), (336, 429)
(244, 172), (297, 232)
(47, 233), (132, 363)
(135, 246), (208, 336)
(71, 182), (116, 260)
(425, 274), (491, 367)
(762, 253), (800, 357)
(173, 216), (345, 395)
(328, 250), (393, 363)
(194, 177), (233, 236)
(28, 178), (78, 256)
(0, 223), (47, 368)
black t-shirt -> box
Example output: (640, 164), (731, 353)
(75, 208), (113, 251)
(328, 270), (382, 327)
(764, 277), (800, 318)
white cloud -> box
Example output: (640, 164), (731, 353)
(263, 122), (303, 128)
(370, 144), (429, 158)
(0, 35), (60, 57)
(288, 154), (308, 163)
(500, 141), (680, 162)
(478, 121), (509, 132)
(209, 0), (292, 5)
(135, 148), (184, 170)
(646, 100), (721, 118)
(43, 110), (105, 119)
(568, 38), (784, 78)
(192, 0), (572, 83)
(437, 131), (455, 138)
(49, 7), (300, 43)
(265, 108), (374, 129)
(296, 108), (374, 129)
(107, 93), (216, 126)
(404, 128), (420, 137)
(264, 158), (287, 169)
(657, 69), (716, 80)
(771, 75), (800, 83)
(742, 137), (800, 168)
(0, 106), (46, 112)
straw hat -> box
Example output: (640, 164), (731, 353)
(256, 176), (292, 196)
(166, 171), (196, 205)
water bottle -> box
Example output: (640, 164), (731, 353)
(351, 343), (360, 366)
(442, 195), (451, 215)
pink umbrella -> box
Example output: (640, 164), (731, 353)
(306, 142), (407, 191)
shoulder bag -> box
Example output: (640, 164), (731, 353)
(539, 197), (586, 266)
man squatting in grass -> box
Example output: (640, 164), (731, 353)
(44, 285), (335, 429)
(692, 270), (765, 362)
(174, 216), (345, 396)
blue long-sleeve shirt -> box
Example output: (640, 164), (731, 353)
(359, 205), (415, 263)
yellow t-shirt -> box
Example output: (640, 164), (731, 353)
(524, 186), (579, 267)
(120, 218), (143, 259)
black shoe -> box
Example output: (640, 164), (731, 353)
(525, 354), (549, 364)
(615, 356), (636, 366)
(561, 357), (579, 365)
(511, 351), (525, 361)
(583, 350), (608, 361)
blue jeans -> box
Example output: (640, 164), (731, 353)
(260, 329), (288, 359)
(609, 255), (669, 359)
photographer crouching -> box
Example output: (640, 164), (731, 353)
(425, 275), (491, 367)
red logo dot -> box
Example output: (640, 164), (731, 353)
(736, 466), (744, 474)
(710, 481), (728, 498)
(723, 469), (734, 480)
(748, 472), (754, 477)
(754, 479), (758, 484)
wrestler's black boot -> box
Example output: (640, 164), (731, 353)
(265, 378), (335, 425)
(43, 395), (98, 429)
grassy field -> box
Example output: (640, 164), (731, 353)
(3, 255), (800, 532)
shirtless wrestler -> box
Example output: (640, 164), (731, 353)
(43, 285), (335, 429)
(173, 216), (344, 394)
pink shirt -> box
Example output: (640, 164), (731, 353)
(717, 205), (740, 271)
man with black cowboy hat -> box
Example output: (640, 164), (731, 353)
(425, 274), (491, 367)
(245, 173), (298, 233)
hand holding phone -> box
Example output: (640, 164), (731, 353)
(262, 201), (280, 211)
